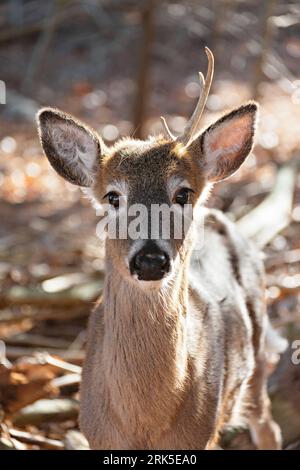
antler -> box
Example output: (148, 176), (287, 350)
(161, 47), (214, 146)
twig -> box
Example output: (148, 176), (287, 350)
(51, 373), (80, 389)
(37, 353), (82, 374)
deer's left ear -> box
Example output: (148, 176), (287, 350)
(37, 107), (103, 187)
(189, 102), (258, 182)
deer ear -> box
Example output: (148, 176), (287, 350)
(189, 102), (258, 183)
(37, 108), (102, 187)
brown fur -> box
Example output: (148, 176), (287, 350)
(37, 102), (283, 450)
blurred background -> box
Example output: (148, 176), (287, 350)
(0, 0), (300, 450)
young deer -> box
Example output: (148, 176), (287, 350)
(37, 48), (286, 450)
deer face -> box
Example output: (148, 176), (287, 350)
(37, 49), (258, 286)
(91, 138), (202, 283)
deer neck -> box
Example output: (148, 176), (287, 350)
(101, 253), (190, 436)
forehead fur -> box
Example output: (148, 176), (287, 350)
(93, 136), (205, 199)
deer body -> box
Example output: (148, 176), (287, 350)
(37, 49), (286, 449)
(79, 209), (262, 449)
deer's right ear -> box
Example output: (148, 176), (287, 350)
(37, 108), (102, 187)
(188, 102), (258, 183)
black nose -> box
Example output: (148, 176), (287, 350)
(130, 244), (170, 281)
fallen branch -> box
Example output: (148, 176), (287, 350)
(8, 428), (64, 450)
(5, 333), (71, 350)
(5, 346), (84, 363)
(12, 398), (79, 426)
(0, 279), (103, 308)
(237, 163), (296, 249)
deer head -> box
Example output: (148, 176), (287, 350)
(37, 48), (258, 287)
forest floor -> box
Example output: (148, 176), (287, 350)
(0, 1), (300, 449)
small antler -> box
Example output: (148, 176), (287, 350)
(161, 47), (214, 147)
(160, 116), (175, 140)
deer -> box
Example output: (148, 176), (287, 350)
(36, 48), (287, 450)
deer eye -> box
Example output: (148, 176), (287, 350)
(105, 191), (120, 208)
(174, 188), (193, 206)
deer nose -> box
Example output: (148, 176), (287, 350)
(130, 246), (170, 281)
